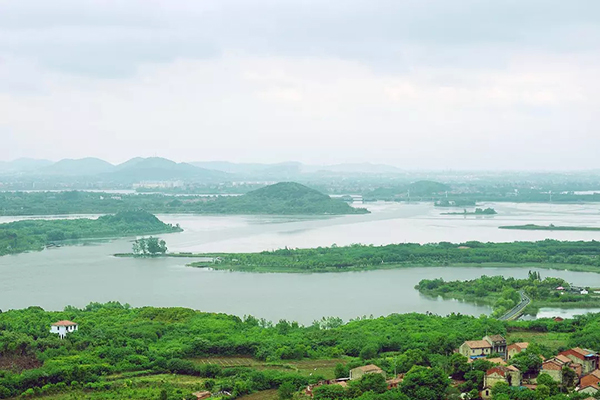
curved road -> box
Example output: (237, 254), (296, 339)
(499, 291), (531, 321)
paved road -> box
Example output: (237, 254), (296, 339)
(499, 291), (531, 321)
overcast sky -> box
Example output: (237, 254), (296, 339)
(1, 0), (599, 169)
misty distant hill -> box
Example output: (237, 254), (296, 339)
(39, 158), (115, 176)
(191, 161), (402, 177)
(105, 157), (229, 182)
(0, 158), (53, 174)
(310, 163), (403, 174)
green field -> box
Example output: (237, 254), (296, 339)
(189, 357), (346, 380)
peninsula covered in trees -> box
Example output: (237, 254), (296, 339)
(0, 183), (368, 216)
(0, 210), (181, 256)
(187, 240), (600, 273)
(416, 273), (600, 318)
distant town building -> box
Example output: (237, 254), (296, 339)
(132, 180), (184, 189)
(50, 320), (78, 339)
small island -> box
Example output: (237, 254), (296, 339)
(0, 210), (181, 256)
(499, 224), (600, 231)
(441, 207), (497, 216)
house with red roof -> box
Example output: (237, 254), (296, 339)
(559, 348), (599, 375)
(578, 369), (600, 396)
(50, 320), (78, 339)
(507, 342), (528, 360)
(542, 355), (582, 383)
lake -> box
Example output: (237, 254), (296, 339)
(1, 201), (600, 323)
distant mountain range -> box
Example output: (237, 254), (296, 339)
(0, 157), (404, 182)
(0, 157), (228, 183)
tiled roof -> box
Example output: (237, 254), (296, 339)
(465, 340), (492, 349)
(487, 334), (506, 343)
(51, 320), (77, 327)
(512, 342), (529, 350)
(352, 364), (383, 373)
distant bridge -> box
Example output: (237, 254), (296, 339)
(498, 291), (531, 321)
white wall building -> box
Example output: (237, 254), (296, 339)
(50, 320), (78, 339)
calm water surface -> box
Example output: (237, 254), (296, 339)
(2, 202), (600, 323)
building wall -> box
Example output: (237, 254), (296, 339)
(563, 354), (595, 375)
(49, 325), (78, 339)
(459, 343), (491, 358)
(541, 366), (562, 382)
(484, 372), (506, 389)
(578, 386), (599, 395)
(349, 369), (384, 380)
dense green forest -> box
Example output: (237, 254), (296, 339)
(0, 211), (181, 256)
(1, 302), (599, 399)
(416, 274), (600, 318)
(0, 183), (368, 216)
(187, 240), (600, 273)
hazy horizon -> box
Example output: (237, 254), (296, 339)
(2, 1), (599, 170)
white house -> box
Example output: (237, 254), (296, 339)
(50, 320), (78, 338)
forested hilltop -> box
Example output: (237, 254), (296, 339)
(188, 240), (600, 273)
(0, 183), (368, 216)
(0, 210), (181, 256)
(0, 302), (598, 400)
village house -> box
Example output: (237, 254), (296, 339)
(484, 335), (507, 359)
(541, 355), (582, 383)
(349, 364), (386, 380)
(459, 340), (492, 360)
(507, 342), (528, 360)
(559, 348), (599, 375)
(192, 391), (211, 400)
(484, 365), (521, 388)
(480, 366), (521, 399)
(578, 369), (600, 396)
(49, 320), (78, 339)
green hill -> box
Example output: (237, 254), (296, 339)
(190, 182), (369, 215)
(106, 157), (229, 182)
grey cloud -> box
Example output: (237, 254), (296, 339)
(1, 0), (599, 78)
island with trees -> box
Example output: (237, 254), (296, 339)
(0, 301), (599, 400)
(441, 208), (497, 216)
(0, 210), (181, 256)
(0, 182), (368, 216)
(499, 224), (600, 231)
(416, 273), (600, 318)
(185, 240), (600, 273)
